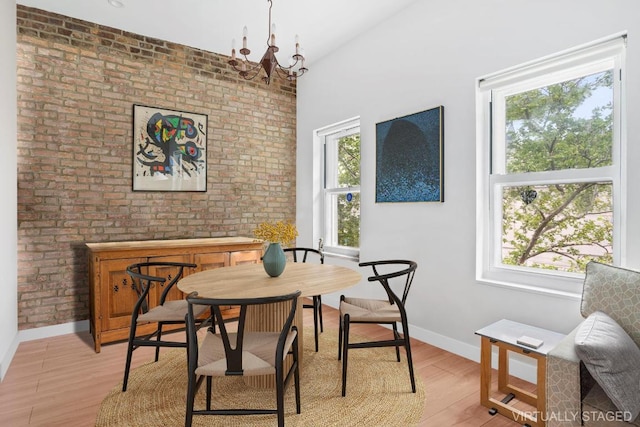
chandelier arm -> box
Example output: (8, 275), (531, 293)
(275, 55), (305, 72)
(277, 57), (299, 71)
(229, 60), (264, 81)
(273, 65), (306, 80)
(274, 66), (290, 78)
(276, 62), (307, 78)
(273, 66), (297, 82)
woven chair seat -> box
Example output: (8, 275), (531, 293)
(138, 300), (209, 323)
(196, 330), (298, 377)
(340, 297), (401, 323)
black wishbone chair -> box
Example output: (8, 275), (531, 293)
(283, 247), (325, 352)
(122, 261), (209, 392)
(185, 290), (302, 427)
(338, 260), (418, 397)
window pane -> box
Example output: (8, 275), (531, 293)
(505, 70), (613, 174)
(338, 134), (360, 187)
(325, 191), (360, 248)
(337, 192), (360, 247)
(501, 182), (612, 272)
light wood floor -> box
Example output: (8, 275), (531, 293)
(0, 303), (531, 427)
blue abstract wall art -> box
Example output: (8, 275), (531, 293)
(375, 106), (444, 203)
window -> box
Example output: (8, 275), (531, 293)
(314, 118), (361, 259)
(476, 35), (626, 295)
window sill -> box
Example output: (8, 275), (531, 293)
(476, 275), (582, 301)
(323, 250), (360, 263)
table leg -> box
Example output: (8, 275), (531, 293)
(480, 336), (492, 408)
(244, 299), (303, 388)
(480, 339), (546, 427)
(498, 346), (509, 394)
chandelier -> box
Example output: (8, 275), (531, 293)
(228, 0), (308, 85)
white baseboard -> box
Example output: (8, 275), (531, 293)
(18, 320), (90, 342)
(0, 333), (20, 382)
(322, 296), (537, 383)
(1, 320), (90, 382)
(409, 324), (537, 383)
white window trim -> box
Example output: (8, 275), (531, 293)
(475, 33), (627, 298)
(313, 117), (361, 261)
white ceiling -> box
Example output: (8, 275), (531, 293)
(17, 0), (420, 67)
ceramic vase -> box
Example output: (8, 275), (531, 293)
(262, 243), (286, 277)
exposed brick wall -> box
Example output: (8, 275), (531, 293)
(16, 6), (297, 330)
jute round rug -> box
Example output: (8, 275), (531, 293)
(96, 328), (425, 426)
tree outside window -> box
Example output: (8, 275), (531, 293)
(336, 134), (360, 248)
(477, 35), (625, 292)
(500, 71), (614, 272)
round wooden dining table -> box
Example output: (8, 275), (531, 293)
(178, 261), (362, 299)
(177, 261), (362, 387)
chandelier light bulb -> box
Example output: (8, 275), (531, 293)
(242, 26), (248, 50)
(270, 24), (276, 46)
(107, 0), (125, 8)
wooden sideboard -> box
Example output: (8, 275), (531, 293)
(86, 237), (263, 353)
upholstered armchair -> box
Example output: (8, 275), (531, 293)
(546, 262), (640, 427)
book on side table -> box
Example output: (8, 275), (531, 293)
(517, 335), (544, 349)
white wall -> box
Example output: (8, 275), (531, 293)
(296, 0), (640, 364)
(0, 1), (19, 381)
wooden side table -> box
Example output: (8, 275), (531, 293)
(475, 319), (566, 427)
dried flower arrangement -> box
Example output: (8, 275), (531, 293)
(253, 221), (298, 247)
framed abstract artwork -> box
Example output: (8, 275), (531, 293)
(132, 104), (208, 192)
(375, 106), (444, 203)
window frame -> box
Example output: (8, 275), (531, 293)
(476, 34), (627, 297)
(314, 117), (361, 260)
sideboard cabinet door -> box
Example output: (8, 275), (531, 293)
(99, 257), (145, 336)
(193, 252), (230, 272)
(147, 255), (192, 305)
(230, 250), (262, 265)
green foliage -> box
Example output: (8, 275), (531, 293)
(501, 71), (614, 272)
(337, 134), (361, 247)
